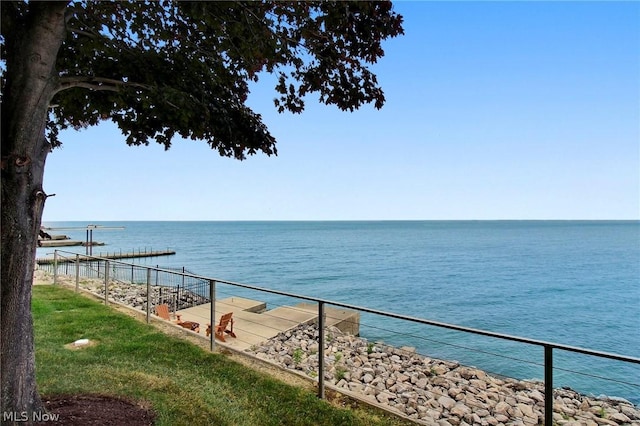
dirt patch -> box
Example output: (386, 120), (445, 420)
(36, 394), (155, 425)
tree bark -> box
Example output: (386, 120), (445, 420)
(1, 3), (68, 421)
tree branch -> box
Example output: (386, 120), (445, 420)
(66, 26), (99, 39)
(53, 77), (151, 95)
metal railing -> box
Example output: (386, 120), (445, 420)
(41, 252), (210, 313)
(41, 249), (640, 425)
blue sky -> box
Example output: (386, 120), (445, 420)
(42, 1), (639, 221)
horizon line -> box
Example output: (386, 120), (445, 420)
(41, 218), (640, 222)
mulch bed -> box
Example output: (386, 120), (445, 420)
(35, 394), (155, 425)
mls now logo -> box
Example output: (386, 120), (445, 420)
(2, 412), (28, 422)
(2, 411), (60, 422)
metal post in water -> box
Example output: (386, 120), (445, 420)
(75, 254), (80, 292)
(209, 280), (216, 352)
(104, 260), (109, 305)
(544, 346), (553, 426)
(318, 301), (325, 399)
(53, 250), (58, 285)
(146, 268), (151, 324)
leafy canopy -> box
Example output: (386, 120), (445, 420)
(2, 1), (404, 159)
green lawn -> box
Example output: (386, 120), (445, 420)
(33, 285), (413, 426)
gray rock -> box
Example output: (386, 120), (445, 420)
(438, 395), (456, 410)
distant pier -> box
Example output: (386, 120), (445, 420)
(36, 249), (176, 264)
(38, 240), (105, 248)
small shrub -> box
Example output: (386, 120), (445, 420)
(597, 407), (607, 418)
(293, 348), (303, 365)
(335, 366), (348, 381)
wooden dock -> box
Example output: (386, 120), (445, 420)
(36, 249), (176, 264)
(175, 297), (360, 351)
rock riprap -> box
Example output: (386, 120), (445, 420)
(38, 271), (208, 312)
(246, 324), (639, 425)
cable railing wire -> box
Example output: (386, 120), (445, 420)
(356, 318), (640, 401)
(551, 363), (640, 390)
(47, 252), (640, 371)
(350, 322), (541, 409)
(357, 319), (541, 370)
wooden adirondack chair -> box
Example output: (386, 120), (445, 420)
(206, 312), (236, 342)
(155, 304), (174, 321)
(155, 304), (200, 333)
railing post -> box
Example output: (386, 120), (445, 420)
(209, 280), (216, 352)
(104, 260), (109, 305)
(146, 268), (151, 324)
(545, 345), (553, 426)
(53, 250), (58, 285)
(318, 301), (325, 399)
(75, 254), (80, 292)
(176, 284), (180, 311)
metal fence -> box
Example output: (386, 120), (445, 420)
(39, 250), (640, 425)
(42, 252), (210, 313)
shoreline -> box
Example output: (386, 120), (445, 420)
(35, 271), (640, 424)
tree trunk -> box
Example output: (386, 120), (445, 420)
(1, 3), (67, 422)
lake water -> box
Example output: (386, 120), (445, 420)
(37, 220), (640, 403)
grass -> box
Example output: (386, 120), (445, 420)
(33, 286), (413, 426)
